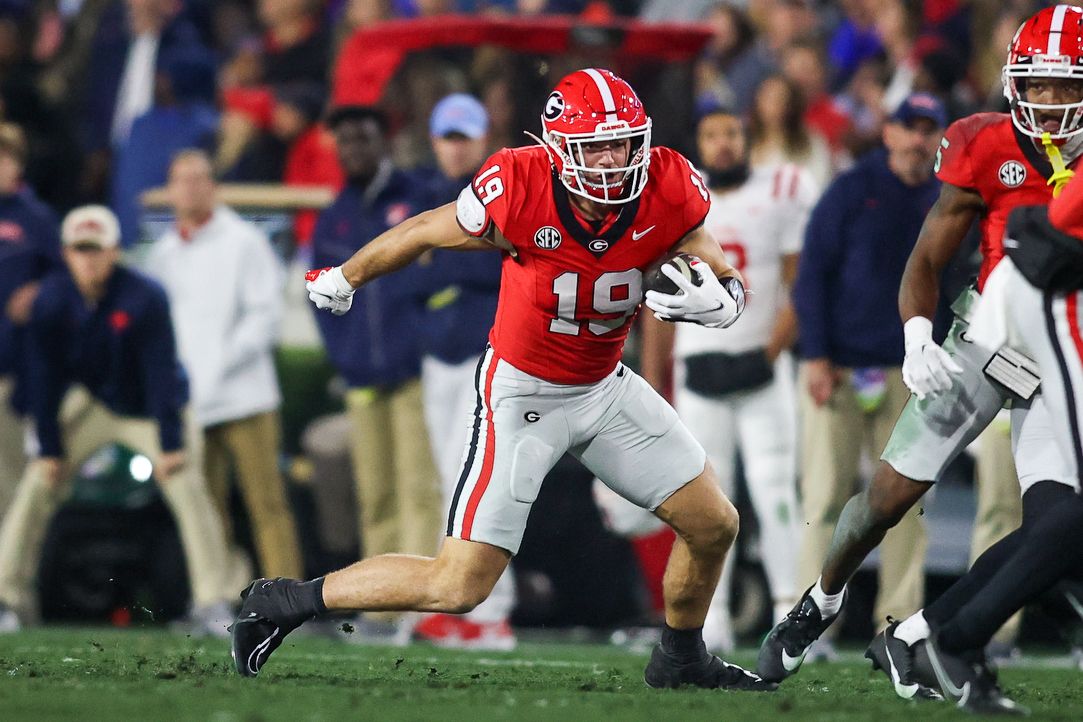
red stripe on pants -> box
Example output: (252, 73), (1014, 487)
(462, 353), (500, 539)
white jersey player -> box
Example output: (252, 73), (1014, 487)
(642, 107), (818, 649)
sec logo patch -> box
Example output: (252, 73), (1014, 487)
(998, 161), (1026, 188)
(534, 226), (562, 250)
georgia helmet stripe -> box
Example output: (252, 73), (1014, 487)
(1049, 3), (1068, 56)
(583, 68), (618, 124)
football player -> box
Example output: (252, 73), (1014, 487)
(758, 3), (1083, 696)
(640, 106), (815, 651)
(231, 68), (774, 691)
(907, 171), (1083, 716)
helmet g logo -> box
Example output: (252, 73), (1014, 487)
(543, 92), (565, 122)
(998, 160), (1026, 188)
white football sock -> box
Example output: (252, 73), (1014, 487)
(894, 610), (930, 647)
(808, 577), (845, 617)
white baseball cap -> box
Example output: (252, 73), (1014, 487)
(61, 205), (120, 249)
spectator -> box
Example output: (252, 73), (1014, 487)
(0, 123), (60, 520)
(781, 40), (855, 170)
(792, 93), (945, 650)
(143, 150), (304, 581)
(258, 0), (332, 88)
(748, 74), (833, 186)
(275, 82), (344, 245)
(707, 0), (819, 114)
(79, 0), (210, 200)
(111, 47), (219, 246)
(693, 3), (759, 114)
(0, 5), (82, 211)
(0, 205), (233, 635)
(311, 105), (441, 638)
(409, 94), (516, 650)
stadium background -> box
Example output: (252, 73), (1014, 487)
(0, 0), (1079, 653)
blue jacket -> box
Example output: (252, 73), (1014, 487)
(112, 103), (219, 246)
(0, 186), (61, 390)
(794, 149), (940, 367)
(409, 168), (501, 365)
(311, 166), (427, 388)
(25, 266), (189, 457)
(80, 5), (209, 153)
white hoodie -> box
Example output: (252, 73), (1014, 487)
(144, 205), (283, 426)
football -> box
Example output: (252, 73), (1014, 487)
(643, 252), (704, 295)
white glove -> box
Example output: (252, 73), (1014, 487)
(305, 266), (355, 316)
(901, 316), (963, 400)
(644, 260), (744, 328)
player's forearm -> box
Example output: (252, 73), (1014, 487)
(340, 214), (435, 287)
(898, 253), (942, 322)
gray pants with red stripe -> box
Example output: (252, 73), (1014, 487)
(446, 347), (707, 555)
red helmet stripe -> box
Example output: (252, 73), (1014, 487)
(1049, 4), (1068, 55)
(583, 68), (618, 123)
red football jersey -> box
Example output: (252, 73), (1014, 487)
(460, 145), (710, 384)
(936, 112), (1080, 289)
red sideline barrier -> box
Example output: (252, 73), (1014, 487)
(333, 15), (712, 106)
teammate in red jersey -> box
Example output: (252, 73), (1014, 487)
(759, 5), (1083, 711)
(230, 68), (775, 691)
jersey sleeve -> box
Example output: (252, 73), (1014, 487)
(935, 118), (978, 190)
(656, 147), (711, 237)
(457, 148), (516, 240)
(779, 165), (819, 255)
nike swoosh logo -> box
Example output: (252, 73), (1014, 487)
(632, 226), (656, 241)
(926, 643), (966, 701)
(885, 641), (919, 699)
(782, 649), (807, 671)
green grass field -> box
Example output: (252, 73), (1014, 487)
(1, 628), (1081, 721)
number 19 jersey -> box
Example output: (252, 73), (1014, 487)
(458, 145), (710, 384)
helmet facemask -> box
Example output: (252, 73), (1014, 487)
(544, 119), (652, 205)
(1004, 63), (1083, 140)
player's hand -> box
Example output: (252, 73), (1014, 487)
(644, 261), (744, 329)
(805, 358), (839, 407)
(305, 266), (355, 316)
(902, 316), (962, 400)
(155, 450), (186, 481)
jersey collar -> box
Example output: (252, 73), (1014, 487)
(551, 170), (641, 258)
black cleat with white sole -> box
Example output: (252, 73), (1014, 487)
(865, 618), (942, 701)
(644, 645), (777, 691)
(756, 586), (845, 683)
(918, 634), (1029, 716)
(230, 578), (309, 677)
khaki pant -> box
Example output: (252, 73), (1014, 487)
(0, 387), (231, 613)
(204, 410), (303, 578)
(0, 377), (26, 521)
(345, 380), (441, 589)
(972, 418), (1023, 644)
(798, 365), (928, 626)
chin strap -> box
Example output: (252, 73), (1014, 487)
(1042, 131), (1075, 198)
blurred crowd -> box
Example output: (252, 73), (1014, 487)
(0, 0), (1077, 649)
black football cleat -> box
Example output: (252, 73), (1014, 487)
(865, 618), (942, 701)
(756, 586), (845, 683)
(230, 578), (306, 677)
(919, 634), (1029, 716)
(644, 644), (777, 691)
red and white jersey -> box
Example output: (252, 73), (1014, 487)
(675, 164), (817, 357)
(936, 112), (1080, 289)
(459, 144), (710, 384)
